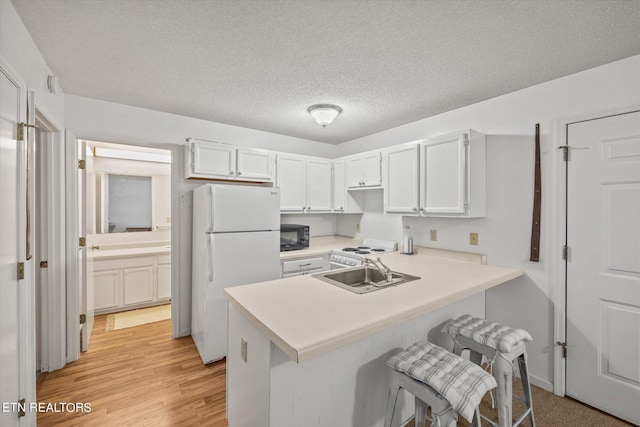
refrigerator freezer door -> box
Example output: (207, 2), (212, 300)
(199, 230), (280, 363)
(207, 184), (280, 232)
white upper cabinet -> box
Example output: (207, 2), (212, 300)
(277, 154), (332, 213)
(185, 139), (274, 182)
(383, 143), (420, 214)
(346, 151), (382, 188)
(419, 129), (486, 217)
(236, 147), (275, 181)
(306, 158), (332, 212)
(333, 159), (364, 213)
(277, 154), (307, 212)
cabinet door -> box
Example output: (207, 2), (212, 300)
(385, 144), (419, 213)
(157, 263), (171, 300)
(346, 157), (363, 188)
(123, 265), (154, 305)
(306, 158), (332, 212)
(362, 151), (382, 186)
(93, 269), (121, 311)
(188, 140), (236, 179)
(277, 154), (307, 212)
(420, 134), (466, 214)
(236, 148), (274, 182)
(332, 160), (345, 211)
(154, 175), (171, 229)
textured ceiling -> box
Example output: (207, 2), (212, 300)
(11, 0), (640, 144)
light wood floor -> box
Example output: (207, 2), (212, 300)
(37, 314), (632, 427)
(37, 314), (229, 426)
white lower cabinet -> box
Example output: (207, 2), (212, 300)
(281, 254), (330, 278)
(123, 265), (154, 305)
(93, 253), (171, 314)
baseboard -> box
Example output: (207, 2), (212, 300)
(177, 327), (191, 338)
(529, 374), (553, 393)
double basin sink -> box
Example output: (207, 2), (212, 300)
(312, 265), (420, 294)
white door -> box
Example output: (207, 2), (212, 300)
(276, 154), (307, 212)
(362, 151), (382, 187)
(189, 140), (236, 179)
(385, 144), (419, 213)
(420, 135), (466, 214)
(566, 110), (640, 425)
(306, 158), (332, 212)
(346, 156), (363, 188)
(1, 61), (35, 426)
(332, 160), (345, 212)
(236, 147), (274, 182)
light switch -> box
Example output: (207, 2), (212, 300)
(470, 232), (479, 246)
(430, 230), (437, 241)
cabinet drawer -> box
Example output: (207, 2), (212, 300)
(282, 257), (325, 273)
(282, 267), (323, 278)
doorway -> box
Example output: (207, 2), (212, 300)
(83, 140), (173, 343)
(564, 110), (640, 425)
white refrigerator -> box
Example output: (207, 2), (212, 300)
(191, 184), (281, 364)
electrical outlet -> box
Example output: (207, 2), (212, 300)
(166, 217), (171, 223)
(240, 337), (247, 363)
(470, 232), (479, 246)
(430, 230), (437, 241)
(356, 223), (361, 233)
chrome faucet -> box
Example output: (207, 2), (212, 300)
(364, 257), (393, 282)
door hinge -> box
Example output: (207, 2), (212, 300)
(17, 262), (25, 280)
(562, 245), (569, 261)
(18, 398), (26, 417)
(17, 122), (36, 141)
(79, 237), (86, 247)
(557, 341), (567, 358)
(78, 159), (86, 170)
(40, 260), (48, 268)
(558, 145), (570, 162)
(463, 134), (469, 146)
(80, 314), (86, 324)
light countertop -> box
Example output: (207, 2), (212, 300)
(224, 249), (524, 363)
(279, 235), (361, 260)
(88, 245), (171, 260)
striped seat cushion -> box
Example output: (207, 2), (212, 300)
(442, 314), (533, 353)
(387, 341), (496, 422)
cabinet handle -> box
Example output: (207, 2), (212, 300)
(299, 263), (312, 267)
(237, 171), (242, 175)
(412, 207), (417, 211)
(340, 206), (343, 210)
(229, 171), (235, 175)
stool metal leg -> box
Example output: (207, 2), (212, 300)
(517, 354), (535, 427)
(494, 355), (513, 427)
(415, 397), (427, 427)
(384, 374), (402, 427)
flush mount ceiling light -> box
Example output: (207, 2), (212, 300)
(307, 104), (342, 128)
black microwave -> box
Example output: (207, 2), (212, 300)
(280, 224), (309, 251)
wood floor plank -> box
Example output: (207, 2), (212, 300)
(37, 314), (229, 426)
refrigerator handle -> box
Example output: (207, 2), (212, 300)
(207, 185), (213, 232)
(206, 234), (213, 283)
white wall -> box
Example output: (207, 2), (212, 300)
(0, 0), (64, 127)
(335, 54), (640, 389)
(64, 95), (338, 337)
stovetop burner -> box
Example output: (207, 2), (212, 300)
(355, 250), (370, 255)
(342, 247), (358, 252)
(371, 248), (385, 252)
(357, 246), (371, 250)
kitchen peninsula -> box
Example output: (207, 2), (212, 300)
(224, 248), (523, 427)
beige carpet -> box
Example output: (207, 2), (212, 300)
(105, 304), (171, 332)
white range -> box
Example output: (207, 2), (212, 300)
(329, 238), (398, 269)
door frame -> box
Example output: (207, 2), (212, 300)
(35, 107), (66, 371)
(64, 133), (181, 343)
(550, 104), (640, 396)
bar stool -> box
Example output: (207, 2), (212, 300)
(385, 341), (497, 427)
(443, 314), (535, 427)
